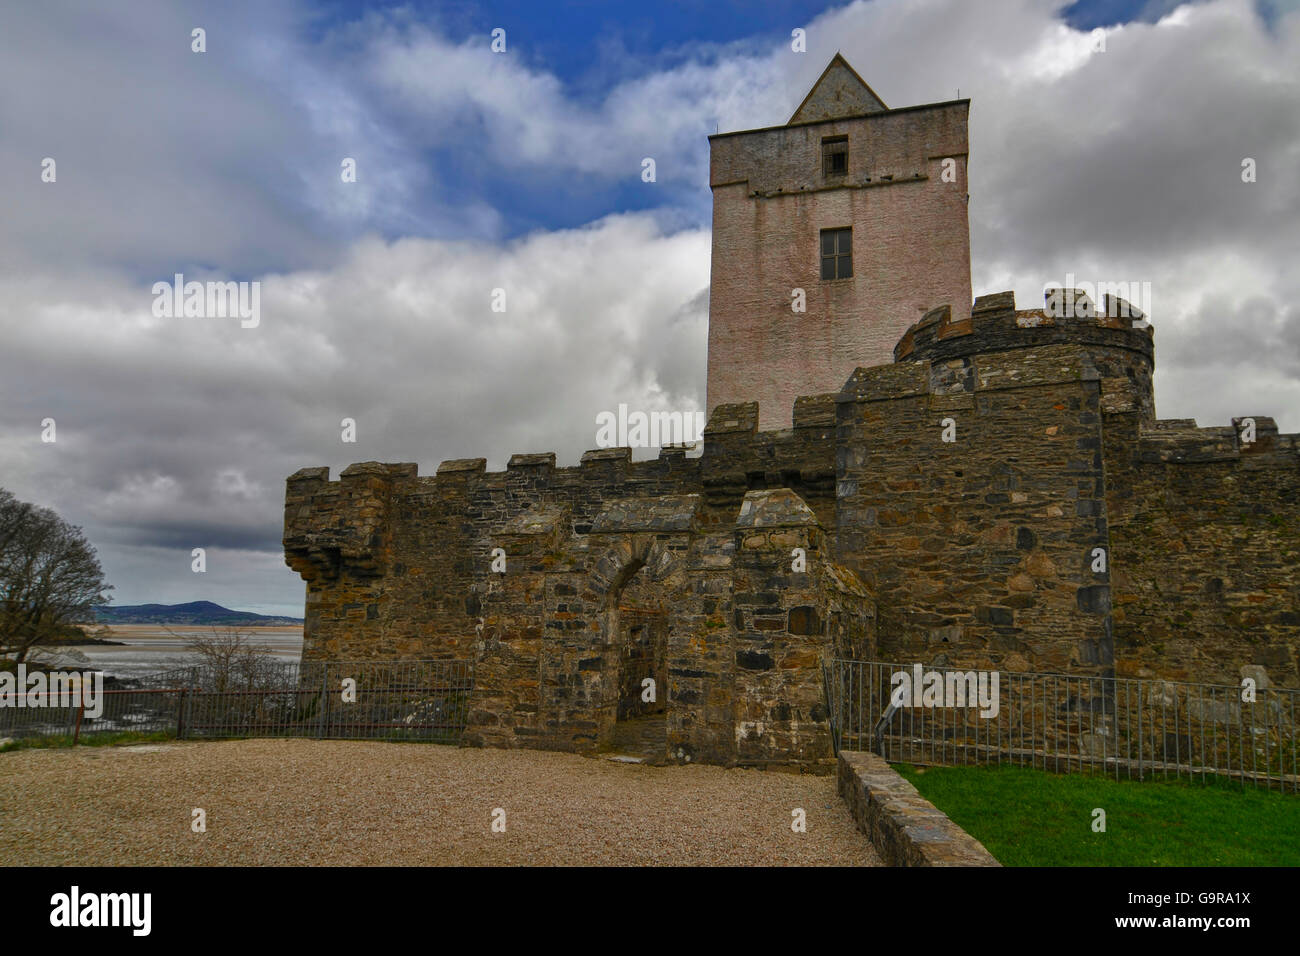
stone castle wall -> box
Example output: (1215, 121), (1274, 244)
(1104, 413), (1300, 686)
(284, 290), (1300, 765)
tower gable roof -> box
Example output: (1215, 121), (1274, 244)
(788, 53), (887, 124)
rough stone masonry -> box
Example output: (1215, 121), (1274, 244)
(283, 57), (1300, 769)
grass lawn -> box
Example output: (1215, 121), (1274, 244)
(894, 762), (1300, 866)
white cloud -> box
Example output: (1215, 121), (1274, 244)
(0, 214), (710, 608)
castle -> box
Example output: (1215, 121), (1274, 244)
(283, 57), (1300, 768)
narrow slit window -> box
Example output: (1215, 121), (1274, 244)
(820, 227), (852, 280)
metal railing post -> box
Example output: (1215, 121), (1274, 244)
(318, 662), (330, 739)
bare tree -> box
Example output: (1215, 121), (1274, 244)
(0, 488), (112, 664)
(170, 626), (285, 731)
(172, 625), (279, 693)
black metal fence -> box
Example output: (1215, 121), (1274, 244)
(0, 667), (192, 740)
(824, 658), (1300, 793)
(1, 660), (474, 744)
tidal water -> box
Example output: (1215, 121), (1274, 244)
(67, 626), (304, 680)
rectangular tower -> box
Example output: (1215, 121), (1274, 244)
(707, 54), (972, 429)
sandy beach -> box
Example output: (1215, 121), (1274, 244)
(60, 625), (303, 679)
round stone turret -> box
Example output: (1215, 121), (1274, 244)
(894, 288), (1156, 422)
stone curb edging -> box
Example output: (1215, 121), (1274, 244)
(837, 751), (1001, 866)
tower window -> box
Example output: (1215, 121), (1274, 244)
(820, 227), (852, 280)
(822, 136), (848, 178)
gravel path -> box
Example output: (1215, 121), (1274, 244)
(0, 740), (880, 866)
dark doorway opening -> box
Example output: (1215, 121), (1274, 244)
(607, 569), (668, 763)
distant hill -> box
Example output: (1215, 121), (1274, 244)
(94, 601), (304, 626)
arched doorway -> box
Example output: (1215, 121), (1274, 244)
(609, 600), (669, 761)
(595, 540), (678, 762)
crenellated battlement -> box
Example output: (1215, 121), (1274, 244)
(284, 280), (1170, 524)
(1137, 415), (1300, 465)
(285, 443), (701, 496)
(285, 289), (1295, 579)
(895, 288), (1154, 364)
(891, 288), (1157, 422)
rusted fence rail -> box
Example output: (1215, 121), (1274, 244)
(1, 660), (474, 744)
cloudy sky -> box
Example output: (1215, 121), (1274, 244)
(0, 0), (1296, 617)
